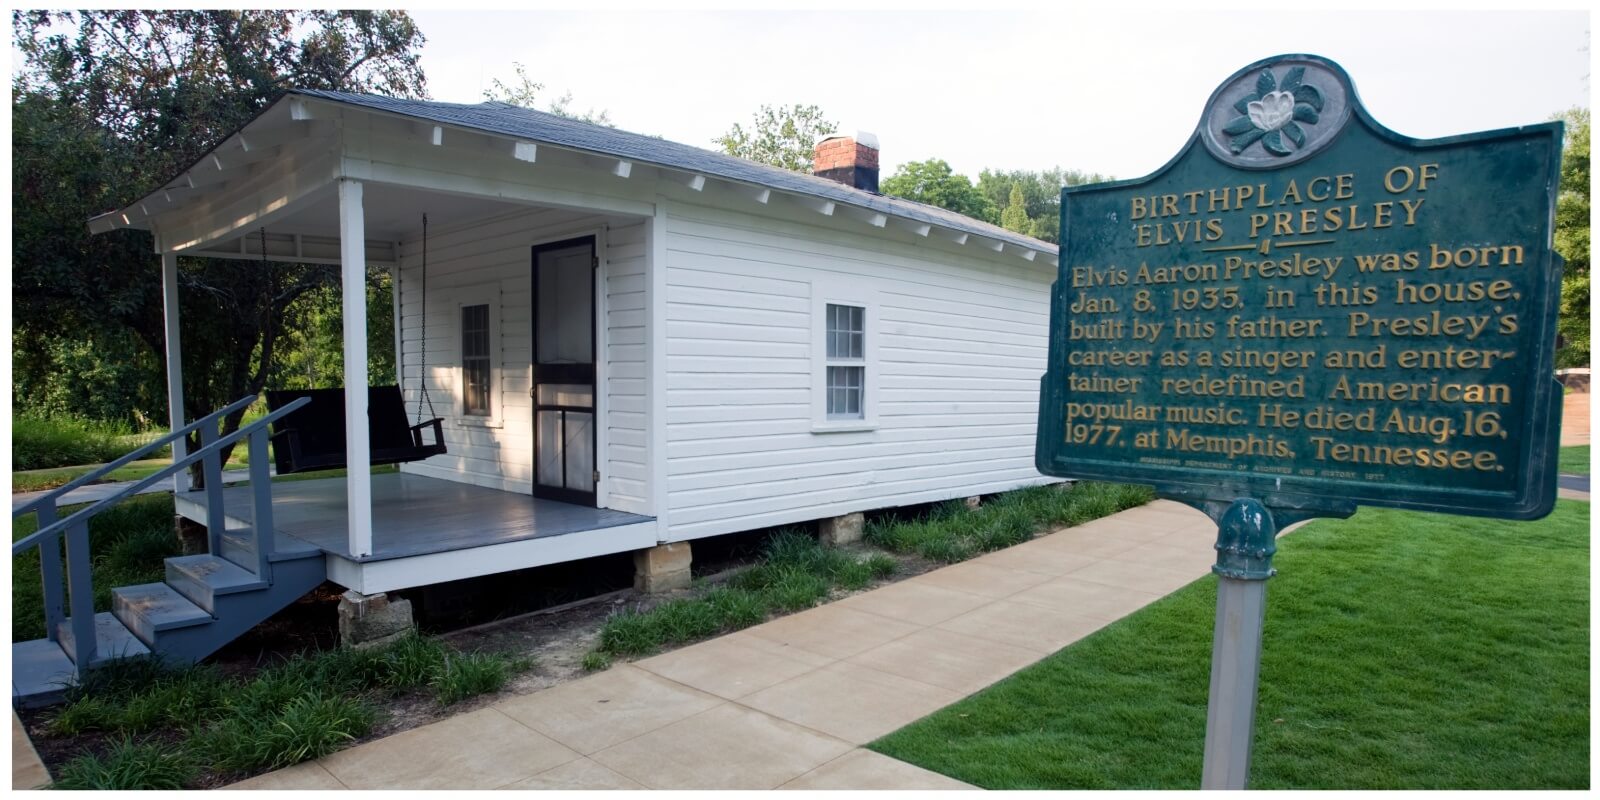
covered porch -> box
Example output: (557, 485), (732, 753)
(90, 90), (663, 582)
(176, 473), (656, 594)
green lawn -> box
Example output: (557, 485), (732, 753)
(1560, 445), (1589, 476)
(870, 501), (1590, 789)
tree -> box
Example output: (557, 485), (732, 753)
(715, 104), (836, 172)
(483, 61), (612, 126)
(1554, 107), (1590, 367)
(880, 159), (997, 223)
(13, 11), (427, 475)
(1000, 184), (1034, 236)
(977, 167), (1112, 244)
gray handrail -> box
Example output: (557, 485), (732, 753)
(13, 397), (310, 555)
(12, 394), (260, 519)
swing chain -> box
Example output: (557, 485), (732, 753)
(415, 213), (438, 424)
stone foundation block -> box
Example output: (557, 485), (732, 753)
(634, 543), (692, 593)
(819, 512), (865, 546)
(338, 590), (414, 649)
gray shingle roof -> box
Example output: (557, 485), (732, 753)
(290, 88), (1057, 256)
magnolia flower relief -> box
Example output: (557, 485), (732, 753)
(1221, 66), (1325, 156)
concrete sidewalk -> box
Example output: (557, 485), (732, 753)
(11, 469), (258, 513)
(230, 499), (1220, 790)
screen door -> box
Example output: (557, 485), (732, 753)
(532, 237), (597, 506)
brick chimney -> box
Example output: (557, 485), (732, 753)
(813, 132), (880, 193)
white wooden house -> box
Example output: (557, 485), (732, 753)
(25, 90), (1063, 683)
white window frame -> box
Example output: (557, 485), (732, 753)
(811, 291), (877, 433)
(453, 286), (503, 428)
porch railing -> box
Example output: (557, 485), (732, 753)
(12, 394), (310, 671)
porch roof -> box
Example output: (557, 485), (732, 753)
(87, 88), (1058, 262)
(289, 89), (1058, 257)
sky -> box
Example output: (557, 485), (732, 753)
(407, 8), (1591, 182)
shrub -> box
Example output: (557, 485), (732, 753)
(53, 737), (195, 790)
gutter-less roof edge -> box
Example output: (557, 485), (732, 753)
(88, 89), (1060, 260)
(288, 88), (1057, 257)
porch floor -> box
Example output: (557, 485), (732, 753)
(178, 472), (653, 563)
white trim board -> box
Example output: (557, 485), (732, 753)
(326, 519), (659, 594)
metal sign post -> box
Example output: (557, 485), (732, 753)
(1200, 499), (1278, 790)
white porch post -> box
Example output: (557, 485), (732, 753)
(339, 178), (374, 558)
(161, 252), (189, 492)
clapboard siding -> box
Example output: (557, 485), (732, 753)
(394, 207), (651, 512)
(661, 203), (1055, 541)
(604, 220), (651, 514)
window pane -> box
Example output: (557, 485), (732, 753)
(826, 366), (864, 420)
(537, 411), (563, 484)
(462, 303), (492, 416)
(826, 303), (865, 360)
(537, 384), (594, 407)
(537, 245), (593, 365)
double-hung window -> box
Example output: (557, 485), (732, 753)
(823, 301), (869, 423)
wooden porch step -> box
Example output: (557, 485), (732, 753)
(165, 555), (268, 614)
(217, 530), (321, 572)
(111, 583), (213, 648)
(13, 639), (78, 708)
(56, 613), (150, 668)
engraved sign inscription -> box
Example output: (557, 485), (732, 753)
(1036, 53), (1563, 519)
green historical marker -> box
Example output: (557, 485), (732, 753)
(1035, 54), (1564, 789)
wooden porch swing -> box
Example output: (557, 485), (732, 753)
(266, 217), (446, 475)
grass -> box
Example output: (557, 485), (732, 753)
(1559, 445), (1589, 475)
(865, 481), (1155, 563)
(41, 631), (529, 788)
(12, 455), (258, 494)
(13, 413), (158, 471)
(869, 500), (1590, 790)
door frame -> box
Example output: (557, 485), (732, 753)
(531, 233), (601, 507)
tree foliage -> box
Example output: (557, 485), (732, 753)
(1554, 107), (1590, 367)
(1000, 184), (1033, 236)
(12, 11), (425, 472)
(714, 104), (837, 172)
(977, 167), (1111, 244)
(483, 61), (613, 126)
(880, 159), (997, 223)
